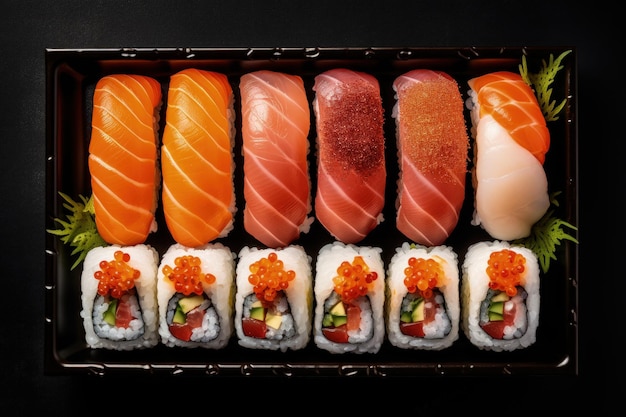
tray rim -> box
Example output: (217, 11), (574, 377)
(44, 46), (579, 377)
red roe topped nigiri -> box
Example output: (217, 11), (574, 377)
(161, 255), (216, 296)
(486, 249), (527, 296)
(402, 256), (447, 299)
(94, 250), (140, 298)
(247, 252), (296, 303)
(332, 255), (379, 304)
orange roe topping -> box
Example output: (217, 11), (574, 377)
(94, 250), (141, 299)
(403, 256), (445, 299)
(400, 81), (468, 182)
(486, 249), (526, 296)
(248, 252), (295, 303)
(332, 256), (378, 304)
(162, 255), (216, 296)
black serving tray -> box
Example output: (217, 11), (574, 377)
(45, 46), (578, 377)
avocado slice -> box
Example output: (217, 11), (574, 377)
(173, 304), (186, 324)
(488, 311), (503, 321)
(411, 299), (425, 322)
(178, 294), (205, 313)
(250, 306), (265, 321)
(103, 299), (118, 326)
(322, 313), (334, 327)
(400, 311), (412, 323)
(329, 301), (346, 317)
(488, 301), (504, 315)
(332, 314), (348, 327)
(265, 311), (282, 329)
(491, 292), (510, 303)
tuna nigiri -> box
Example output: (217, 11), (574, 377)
(467, 71), (550, 241)
(392, 70), (469, 246)
(239, 70), (313, 248)
(313, 68), (386, 244)
(88, 74), (162, 246)
(161, 69), (236, 248)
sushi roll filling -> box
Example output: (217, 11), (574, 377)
(241, 293), (296, 340)
(166, 293), (220, 342)
(92, 291), (144, 341)
(479, 287), (528, 340)
(321, 291), (374, 344)
(399, 290), (451, 339)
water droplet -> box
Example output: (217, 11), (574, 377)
(397, 49), (412, 60)
(271, 47), (283, 60)
(304, 47), (320, 58)
(457, 48), (479, 60)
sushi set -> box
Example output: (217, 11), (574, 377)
(45, 47), (578, 377)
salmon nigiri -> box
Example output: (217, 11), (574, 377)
(392, 69), (469, 246)
(468, 71), (550, 164)
(313, 68), (386, 244)
(467, 71), (550, 240)
(88, 74), (162, 245)
(239, 70), (313, 248)
(161, 69), (236, 247)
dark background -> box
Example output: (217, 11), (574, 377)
(1, 1), (619, 413)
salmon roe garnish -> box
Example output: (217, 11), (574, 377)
(332, 255), (378, 304)
(248, 252), (295, 303)
(162, 255), (216, 296)
(486, 249), (526, 296)
(403, 256), (445, 299)
(94, 250), (141, 299)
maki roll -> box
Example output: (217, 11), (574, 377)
(461, 240), (540, 351)
(386, 243), (460, 350)
(313, 242), (385, 354)
(157, 243), (236, 349)
(235, 245), (313, 352)
(80, 244), (159, 350)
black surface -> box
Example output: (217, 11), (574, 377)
(1, 1), (619, 413)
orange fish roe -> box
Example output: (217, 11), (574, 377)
(486, 249), (526, 296)
(162, 255), (216, 296)
(248, 252), (295, 303)
(403, 256), (445, 299)
(332, 255), (378, 304)
(94, 250), (141, 299)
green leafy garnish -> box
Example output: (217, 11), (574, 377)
(519, 49), (572, 122)
(47, 192), (106, 270)
(513, 192), (578, 274)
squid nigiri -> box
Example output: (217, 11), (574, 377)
(88, 74), (162, 246)
(467, 71), (550, 241)
(239, 70), (313, 248)
(161, 69), (236, 247)
(392, 69), (469, 246)
(313, 68), (386, 244)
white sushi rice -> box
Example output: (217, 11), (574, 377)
(313, 242), (385, 354)
(157, 243), (235, 349)
(461, 240), (540, 352)
(218, 90), (238, 238)
(235, 245), (313, 352)
(385, 242), (460, 350)
(80, 244), (159, 350)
